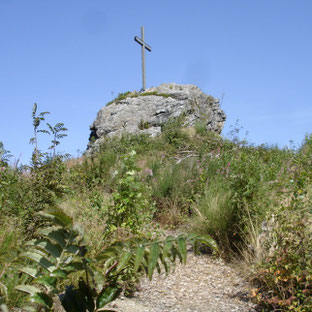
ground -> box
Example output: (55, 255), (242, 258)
(108, 252), (257, 312)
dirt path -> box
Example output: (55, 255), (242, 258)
(108, 252), (257, 312)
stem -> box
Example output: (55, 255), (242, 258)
(83, 258), (90, 287)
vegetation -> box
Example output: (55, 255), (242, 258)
(106, 90), (172, 106)
(0, 103), (311, 311)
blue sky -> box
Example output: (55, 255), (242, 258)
(0, 0), (311, 164)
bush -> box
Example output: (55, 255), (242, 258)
(105, 150), (155, 234)
(252, 207), (312, 311)
(251, 138), (312, 311)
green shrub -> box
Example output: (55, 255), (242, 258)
(161, 115), (189, 148)
(194, 121), (207, 135)
(105, 150), (155, 234)
(253, 207), (312, 311)
(251, 138), (312, 311)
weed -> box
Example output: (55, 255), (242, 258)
(105, 150), (155, 234)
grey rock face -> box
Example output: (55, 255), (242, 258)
(88, 83), (226, 152)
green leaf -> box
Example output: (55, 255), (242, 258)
(87, 264), (106, 288)
(32, 103), (37, 118)
(162, 236), (173, 261)
(159, 251), (170, 274)
(15, 285), (41, 296)
(148, 242), (160, 280)
(133, 244), (145, 273)
(177, 235), (187, 264)
(102, 257), (117, 274)
(34, 275), (57, 291)
(96, 286), (121, 308)
(196, 235), (218, 253)
(36, 227), (68, 249)
(20, 252), (56, 272)
(168, 243), (180, 263)
(19, 267), (41, 278)
(0, 282), (7, 301)
(116, 251), (132, 274)
(26, 239), (62, 259)
(37, 130), (49, 134)
(96, 247), (118, 262)
(29, 292), (53, 308)
(63, 261), (84, 273)
(46, 123), (54, 133)
(38, 209), (73, 228)
(65, 245), (80, 255)
(50, 269), (67, 278)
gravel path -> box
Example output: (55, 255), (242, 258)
(108, 252), (257, 312)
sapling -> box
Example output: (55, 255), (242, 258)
(46, 122), (68, 158)
(29, 103), (50, 166)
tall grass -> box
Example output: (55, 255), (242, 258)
(190, 179), (235, 255)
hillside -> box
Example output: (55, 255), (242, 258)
(0, 109), (311, 311)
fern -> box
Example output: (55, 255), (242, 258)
(15, 209), (217, 311)
(15, 209), (86, 310)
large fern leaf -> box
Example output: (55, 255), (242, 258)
(96, 233), (218, 281)
(15, 209), (86, 310)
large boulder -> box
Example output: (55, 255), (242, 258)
(87, 83), (226, 152)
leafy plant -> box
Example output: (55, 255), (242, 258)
(14, 209), (217, 311)
(47, 122), (68, 158)
(252, 207), (312, 311)
(29, 103), (50, 167)
(138, 120), (150, 130)
(105, 150), (154, 233)
(251, 148), (312, 311)
(161, 115), (188, 148)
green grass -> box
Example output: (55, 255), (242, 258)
(106, 90), (172, 106)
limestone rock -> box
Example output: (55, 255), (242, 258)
(87, 83), (226, 152)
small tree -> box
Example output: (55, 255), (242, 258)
(29, 103), (50, 166)
(46, 122), (68, 158)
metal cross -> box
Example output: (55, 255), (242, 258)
(134, 26), (152, 91)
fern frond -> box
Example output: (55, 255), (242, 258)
(96, 233), (217, 281)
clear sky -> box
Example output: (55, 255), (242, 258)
(0, 0), (311, 164)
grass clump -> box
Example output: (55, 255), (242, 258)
(106, 90), (172, 106)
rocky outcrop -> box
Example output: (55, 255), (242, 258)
(87, 83), (226, 152)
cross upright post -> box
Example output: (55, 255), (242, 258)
(134, 26), (152, 91)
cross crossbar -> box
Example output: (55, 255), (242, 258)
(134, 36), (152, 51)
(134, 26), (152, 91)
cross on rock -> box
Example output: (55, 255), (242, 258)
(134, 26), (152, 91)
